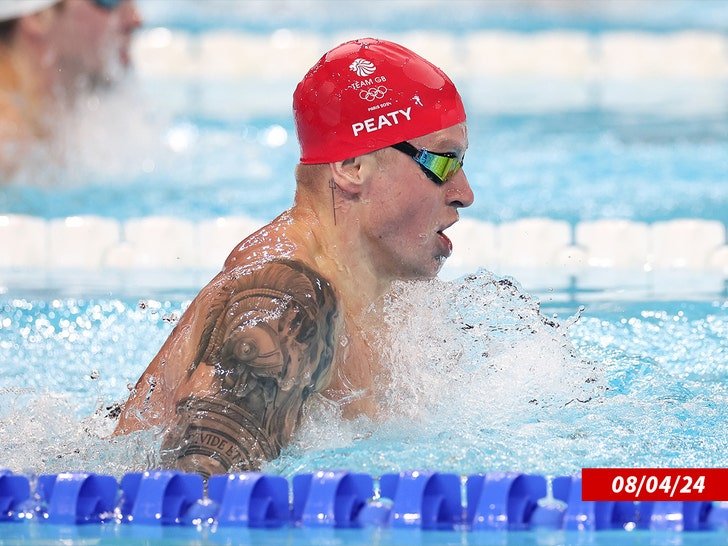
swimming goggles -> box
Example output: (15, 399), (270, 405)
(93, 0), (124, 9)
(391, 141), (464, 185)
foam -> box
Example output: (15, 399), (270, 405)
(267, 273), (728, 476)
(1, 278), (726, 478)
(0, 393), (161, 476)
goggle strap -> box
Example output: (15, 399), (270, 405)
(391, 141), (421, 158)
(391, 141), (462, 185)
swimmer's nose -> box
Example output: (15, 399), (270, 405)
(446, 170), (475, 209)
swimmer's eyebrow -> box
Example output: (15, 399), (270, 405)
(430, 137), (468, 156)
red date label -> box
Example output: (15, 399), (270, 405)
(582, 468), (728, 501)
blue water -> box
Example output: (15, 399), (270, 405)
(1, 2), (727, 544)
(1, 523), (727, 546)
(1, 276), (726, 477)
(1, 3), (726, 224)
(138, 0), (728, 34)
(2, 112), (726, 225)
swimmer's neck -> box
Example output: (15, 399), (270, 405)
(287, 198), (394, 307)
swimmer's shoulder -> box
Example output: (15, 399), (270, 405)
(222, 212), (318, 273)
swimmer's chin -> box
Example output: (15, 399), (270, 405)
(434, 255), (448, 275)
(408, 255), (448, 280)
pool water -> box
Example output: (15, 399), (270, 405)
(1, 1), (727, 543)
(2, 112), (726, 226)
(1, 273), (726, 478)
(1, 523), (728, 546)
(0, 8), (724, 225)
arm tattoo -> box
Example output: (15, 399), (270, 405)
(160, 259), (338, 477)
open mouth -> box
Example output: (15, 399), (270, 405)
(437, 229), (453, 256)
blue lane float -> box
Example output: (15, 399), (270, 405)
(38, 473), (118, 525)
(467, 473), (571, 531)
(120, 471), (203, 525)
(563, 476), (722, 532)
(292, 471), (373, 528)
(650, 501), (712, 532)
(380, 471), (462, 530)
(0, 470), (30, 521)
(209, 472), (288, 528)
(0, 469), (726, 533)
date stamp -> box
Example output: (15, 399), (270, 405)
(582, 468), (728, 501)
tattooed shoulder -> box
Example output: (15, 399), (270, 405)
(161, 259), (339, 477)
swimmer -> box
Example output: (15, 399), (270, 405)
(0, 0), (141, 176)
(115, 38), (474, 477)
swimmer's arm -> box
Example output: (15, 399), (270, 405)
(160, 260), (338, 478)
(114, 286), (219, 434)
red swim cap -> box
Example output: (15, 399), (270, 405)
(294, 38), (466, 164)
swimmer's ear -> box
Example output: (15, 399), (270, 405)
(328, 156), (368, 196)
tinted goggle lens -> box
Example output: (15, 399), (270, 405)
(417, 149), (463, 184)
(391, 142), (464, 185)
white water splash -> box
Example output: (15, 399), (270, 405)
(269, 270), (728, 476)
(0, 392), (162, 477)
(268, 270), (605, 476)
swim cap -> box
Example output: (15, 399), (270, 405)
(0, 0), (60, 22)
(294, 37), (466, 164)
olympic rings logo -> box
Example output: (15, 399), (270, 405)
(359, 86), (388, 102)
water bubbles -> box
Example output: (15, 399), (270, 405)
(0, 296), (185, 474)
(145, 27), (173, 49)
(166, 123), (199, 153)
(162, 312), (179, 324)
(268, 273), (728, 476)
(260, 125), (288, 148)
(3, 290), (726, 477)
(270, 271), (607, 475)
(138, 299), (162, 313)
(0, 394), (162, 476)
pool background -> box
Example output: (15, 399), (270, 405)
(0, 1), (727, 543)
(140, 0), (728, 34)
(1, 0), (727, 472)
(2, 524), (727, 545)
(2, 525), (728, 546)
(0, 1), (725, 227)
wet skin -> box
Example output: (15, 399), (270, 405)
(115, 123), (474, 477)
(159, 260), (338, 476)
